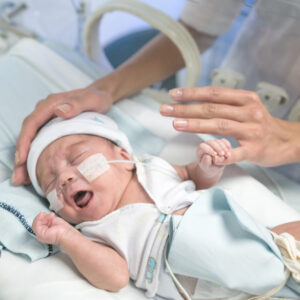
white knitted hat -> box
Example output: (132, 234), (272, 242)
(27, 112), (132, 196)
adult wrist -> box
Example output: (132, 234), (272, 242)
(291, 122), (300, 163)
(278, 119), (300, 164)
(88, 71), (123, 104)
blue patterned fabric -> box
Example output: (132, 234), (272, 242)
(0, 179), (58, 261)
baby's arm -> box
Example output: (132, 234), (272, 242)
(32, 212), (129, 291)
(174, 138), (231, 189)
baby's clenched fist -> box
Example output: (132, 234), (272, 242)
(197, 138), (231, 176)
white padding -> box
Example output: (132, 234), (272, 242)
(77, 153), (110, 182)
(47, 189), (64, 212)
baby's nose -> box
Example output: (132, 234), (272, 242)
(59, 171), (77, 189)
(63, 177), (74, 185)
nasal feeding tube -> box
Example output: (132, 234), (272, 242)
(46, 153), (181, 212)
(46, 153), (129, 212)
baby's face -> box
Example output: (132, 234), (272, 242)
(36, 134), (133, 224)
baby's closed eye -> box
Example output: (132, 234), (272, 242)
(44, 177), (56, 194)
(69, 151), (89, 165)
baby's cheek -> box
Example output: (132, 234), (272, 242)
(89, 178), (107, 194)
(58, 208), (78, 225)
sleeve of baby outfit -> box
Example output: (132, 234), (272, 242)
(180, 0), (244, 36)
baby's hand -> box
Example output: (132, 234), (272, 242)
(197, 138), (231, 175)
(32, 212), (73, 245)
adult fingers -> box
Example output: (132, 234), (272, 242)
(12, 163), (30, 186)
(14, 93), (73, 184)
(55, 89), (113, 118)
(173, 118), (249, 139)
(160, 103), (246, 122)
(14, 117), (49, 185)
(14, 89), (113, 185)
(221, 138), (232, 151)
(15, 108), (56, 172)
(169, 86), (258, 106)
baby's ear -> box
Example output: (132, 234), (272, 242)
(119, 148), (135, 171)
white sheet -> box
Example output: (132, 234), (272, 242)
(0, 251), (146, 300)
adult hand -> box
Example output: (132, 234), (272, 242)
(13, 86), (113, 185)
(160, 86), (297, 167)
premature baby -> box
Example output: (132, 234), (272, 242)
(27, 112), (300, 300)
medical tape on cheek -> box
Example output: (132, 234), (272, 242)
(77, 153), (110, 182)
(47, 189), (64, 212)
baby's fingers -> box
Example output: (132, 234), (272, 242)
(33, 212), (54, 230)
(214, 146), (248, 165)
(206, 139), (231, 158)
(220, 138), (232, 153)
(197, 142), (217, 158)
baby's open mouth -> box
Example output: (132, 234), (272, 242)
(73, 191), (93, 208)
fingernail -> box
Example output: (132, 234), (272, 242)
(173, 119), (188, 129)
(169, 88), (183, 98)
(15, 151), (19, 165)
(160, 104), (174, 115)
(56, 103), (71, 113)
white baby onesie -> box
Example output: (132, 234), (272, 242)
(75, 155), (200, 299)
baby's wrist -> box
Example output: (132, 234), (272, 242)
(57, 225), (78, 247)
(188, 162), (223, 189)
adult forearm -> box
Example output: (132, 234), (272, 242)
(91, 33), (184, 103)
(59, 229), (129, 291)
(91, 26), (217, 103)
